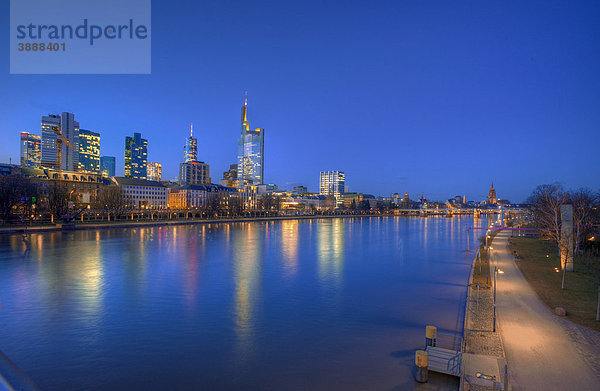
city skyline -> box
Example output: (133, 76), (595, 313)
(11, 106), (514, 204)
(3, 103), (580, 203)
(1, 1), (599, 202)
(1, 2), (599, 390)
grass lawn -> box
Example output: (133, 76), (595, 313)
(509, 237), (600, 332)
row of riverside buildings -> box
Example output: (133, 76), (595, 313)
(8, 95), (358, 213)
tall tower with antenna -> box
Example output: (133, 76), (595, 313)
(237, 92), (264, 187)
(184, 122), (198, 163)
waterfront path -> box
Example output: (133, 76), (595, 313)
(491, 230), (600, 390)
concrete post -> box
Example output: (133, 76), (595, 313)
(415, 350), (428, 383)
(425, 325), (437, 347)
(560, 204), (574, 272)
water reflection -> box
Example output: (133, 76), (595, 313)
(75, 243), (104, 327)
(281, 220), (299, 276)
(317, 219), (345, 285)
(233, 223), (262, 361)
(183, 227), (204, 307)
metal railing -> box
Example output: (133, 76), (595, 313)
(0, 349), (39, 391)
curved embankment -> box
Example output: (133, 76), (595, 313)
(460, 230), (506, 391)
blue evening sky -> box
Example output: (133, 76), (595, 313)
(1, 0), (599, 202)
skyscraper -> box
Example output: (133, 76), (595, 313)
(78, 129), (100, 172)
(124, 132), (148, 179)
(41, 112), (79, 170)
(179, 161), (210, 185)
(179, 122), (210, 185)
(147, 162), (162, 181)
(237, 94), (264, 187)
(20, 132), (41, 168)
(184, 123), (198, 163)
(100, 156), (116, 177)
(220, 163), (238, 187)
(319, 171), (345, 207)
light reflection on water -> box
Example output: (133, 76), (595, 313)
(0, 216), (488, 390)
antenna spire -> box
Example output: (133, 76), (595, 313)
(244, 91), (247, 107)
(190, 122), (193, 137)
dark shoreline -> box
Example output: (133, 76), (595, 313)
(0, 214), (397, 235)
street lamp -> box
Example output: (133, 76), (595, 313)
(493, 266), (504, 332)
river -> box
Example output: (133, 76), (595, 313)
(0, 216), (488, 390)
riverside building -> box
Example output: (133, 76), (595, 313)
(114, 177), (168, 209)
(319, 170), (345, 207)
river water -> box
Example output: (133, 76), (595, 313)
(0, 216), (488, 390)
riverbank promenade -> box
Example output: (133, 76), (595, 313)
(492, 230), (600, 390)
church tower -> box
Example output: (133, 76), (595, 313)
(488, 183), (497, 204)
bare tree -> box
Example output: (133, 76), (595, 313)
(94, 185), (128, 220)
(48, 182), (70, 222)
(228, 196), (245, 217)
(359, 200), (370, 212)
(259, 194), (283, 214)
(527, 183), (569, 248)
(349, 199), (357, 211)
(205, 194), (223, 217)
(324, 195), (336, 212)
(0, 177), (38, 224)
(528, 183), (571, 288)
(570, 188), (598, 254)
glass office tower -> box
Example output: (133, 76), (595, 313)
(20, 132), (41, 168)
(184, 123), (198, 163)
(147, 162), (162, 181)
(319, 170), (345, 207)
(124, 132), (148, 179)
(41, 112), (79, 170)
(100, 156), (116, 177)
(237, 95), (264, 187)
(78, 129), (100, 172)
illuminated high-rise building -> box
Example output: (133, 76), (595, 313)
(78, 129), (100, 172)
(237, 93), (264, 187)
(220, 164), (238, 187)
(179, 161), (210, 185)
(41, 112), (79, 170)
(100, 156), (116, 177)
(124, 132), (148, 179)
(319, 170), (345, 207)
(147, 162), (162, 181)
(184, 123), (198, 163)
(20, 132), (41, 168)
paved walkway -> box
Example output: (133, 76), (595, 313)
(492, 230), (600, 391)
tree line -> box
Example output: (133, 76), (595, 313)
(527, 184), (599, 255)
